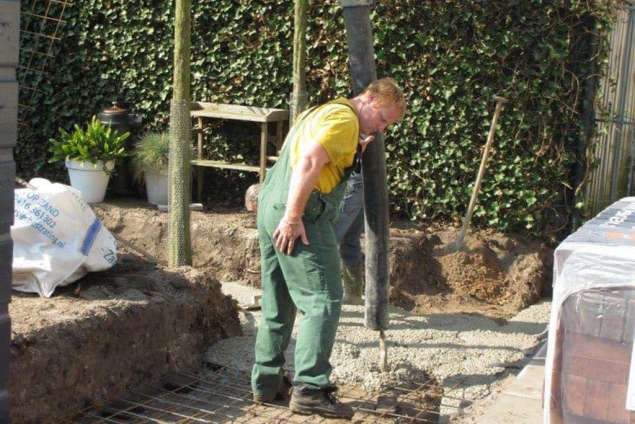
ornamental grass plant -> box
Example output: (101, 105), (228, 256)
(132, 132), (169, 180)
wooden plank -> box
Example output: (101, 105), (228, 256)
(0, 5), (16, 423)
(191, 160), (259, 173)
(0, 1), (20, 66)
(276, 120), (284, 149)
(0, 163), (13, 227)
(0, 82), (17, 148)
(190, 109), (287, 123)
(196, 117), (203, 202)
(192, 101), (286, 116)
(190, 102), (288, 122)
(259, 123), (267, 183)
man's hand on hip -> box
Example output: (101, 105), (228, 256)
(273, 216), (309, 255)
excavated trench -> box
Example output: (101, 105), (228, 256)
(93, 200), (551, 319)
(9, 255), (241, 423)
(9, 200), (551, 423)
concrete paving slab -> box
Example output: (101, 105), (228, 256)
(221, 282), (263, 336)
(474, 393), (542, 424)
(221, 281), (262, 307)
(504, 364), (544, 400)
(461, 342), (545, 423)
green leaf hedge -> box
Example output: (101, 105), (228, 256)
(17, 0), (617, 238)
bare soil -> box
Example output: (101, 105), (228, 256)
(93, 201), (551, 319)
(10, 251), (241, 423)
(388, 225), (552, 319)
(9, 200), (550, 422)
(94, 200), (261, 285)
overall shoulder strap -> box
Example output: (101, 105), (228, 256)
(335, 101), (363, 174)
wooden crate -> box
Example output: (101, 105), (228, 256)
(550, 288), (635, 424)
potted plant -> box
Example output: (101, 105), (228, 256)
(49, 116), (129, 203)
(133, 132), (169, 205)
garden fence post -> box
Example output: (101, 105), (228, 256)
(0, 0), (20, 420)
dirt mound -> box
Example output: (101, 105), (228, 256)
(93, 200), (261, 285)
(93, 201), (550, 318)
(10, 253), (241, 423)
(389, 226), (551, 318)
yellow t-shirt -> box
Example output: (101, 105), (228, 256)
(289, 98), (359, 193)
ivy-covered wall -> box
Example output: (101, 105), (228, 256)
(17, 0), (617, 237)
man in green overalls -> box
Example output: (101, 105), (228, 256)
(252, 78), (405, 419)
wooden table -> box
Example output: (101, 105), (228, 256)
(190, 102), (289, 201)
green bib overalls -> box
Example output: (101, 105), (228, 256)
(252, 105), (358, 396)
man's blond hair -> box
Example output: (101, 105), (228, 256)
(363, 77), (406, 118)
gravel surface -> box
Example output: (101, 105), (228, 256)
(208, 282), (550, 420)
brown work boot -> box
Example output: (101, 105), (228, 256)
(342, 262), (364, 305)
(253, 374), (292, 405)
(289, 385), (354, 420)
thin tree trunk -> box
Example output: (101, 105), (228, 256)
(168, 0), (192, 266)
(291, 0), (309, 124)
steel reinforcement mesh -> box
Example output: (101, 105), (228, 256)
(71, 362), (462, 423)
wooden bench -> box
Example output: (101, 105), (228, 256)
(190, 102), (289, 201)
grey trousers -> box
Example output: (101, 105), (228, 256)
(335, 171), (364, 267)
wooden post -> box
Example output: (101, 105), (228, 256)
(259, 123), (268, 182)
(276, 120), (284, 150)
(197, 116), (203, 202)
(291, 0), (309, 124)
(168, 0), (193, 266)
(0, 1), (19, 420)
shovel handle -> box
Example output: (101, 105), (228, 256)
(456, 96), (509, 247)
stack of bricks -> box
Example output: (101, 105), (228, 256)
(550, 288), (635, 423)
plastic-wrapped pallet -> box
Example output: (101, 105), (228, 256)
(545, 197), (635, 423)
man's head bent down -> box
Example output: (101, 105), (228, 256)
(352, 78), (406, 136)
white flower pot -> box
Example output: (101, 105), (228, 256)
(144, 171), (168, 205)
(65, 159), (114, 203)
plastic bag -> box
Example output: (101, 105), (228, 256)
(11, 178), (117, 297)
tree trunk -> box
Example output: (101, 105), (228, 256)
(291, 0), (309, 124)
(168, 0), (192, 267)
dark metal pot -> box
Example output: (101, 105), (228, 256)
(98, 101), (142, 134)
(98, 102), (142, 196)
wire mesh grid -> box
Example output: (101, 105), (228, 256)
(71, 363), (462, 423)
(18, 0), (73, 124)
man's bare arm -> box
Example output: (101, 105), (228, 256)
(273, 140), (330, 255)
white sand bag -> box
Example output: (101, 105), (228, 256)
(11, 178), (117, 297)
